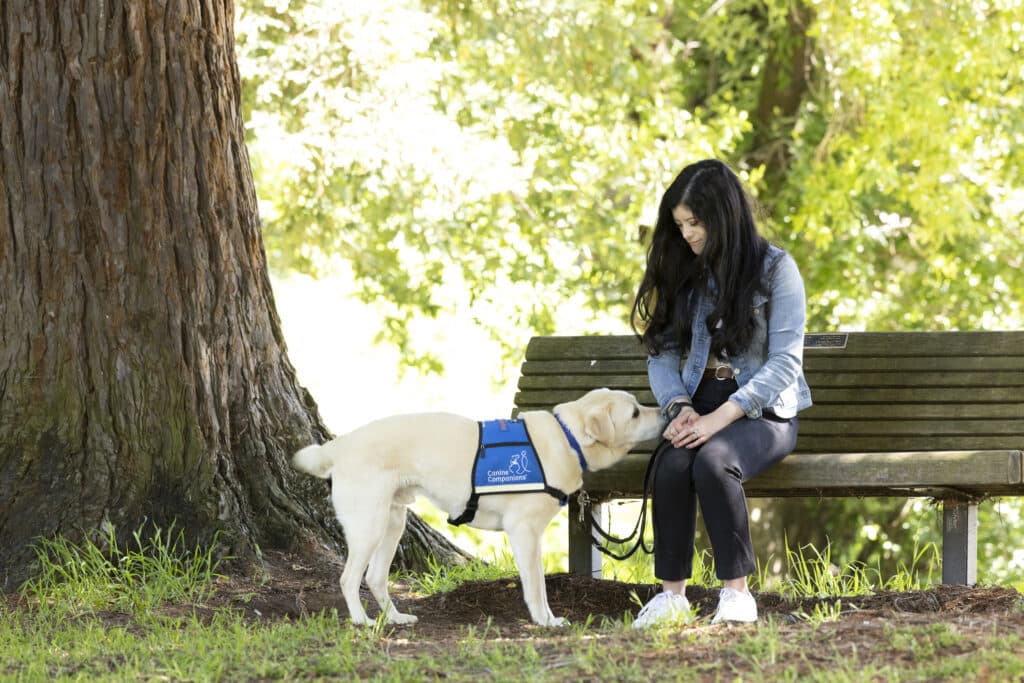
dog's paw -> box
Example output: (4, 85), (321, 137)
(541, 616), (568, 627)
(388, 612), (418, 625)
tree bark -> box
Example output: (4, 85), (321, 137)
(747, 0), (813, 196)
(0, 0), (466, 590)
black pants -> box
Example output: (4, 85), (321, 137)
(652, 378), (798, 581)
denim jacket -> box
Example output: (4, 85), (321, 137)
(647, 244), (813, 420)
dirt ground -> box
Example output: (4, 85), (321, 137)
(203, 551), (1024, 647)
(8, 547), (1024, 679)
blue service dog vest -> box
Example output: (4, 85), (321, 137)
(447, 418), (570, 526)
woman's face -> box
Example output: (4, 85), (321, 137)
(672, 204), (707, 255)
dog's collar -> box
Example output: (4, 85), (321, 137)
(554, 413), (587, 472)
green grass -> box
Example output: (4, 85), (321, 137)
(3, 528), (1023, 682)
(22, 523), (222, 617)
(766, 539), (939, 598)
(7, 607), (1022, 682)
(399, 553), (519, 596)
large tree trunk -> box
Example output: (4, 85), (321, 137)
(0, 0), (465, 590)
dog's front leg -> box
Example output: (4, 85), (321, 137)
(506, 520), (566, 627)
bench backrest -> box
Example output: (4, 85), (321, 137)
(514, 331), (1024, 454)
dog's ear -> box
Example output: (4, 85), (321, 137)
(583, 407), (614, 446)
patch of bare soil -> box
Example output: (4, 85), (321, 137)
(204, 551), (1024, 645)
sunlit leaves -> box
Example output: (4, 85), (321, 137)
(237, 0), (1024, 366)
(774, 0), (1023, 331)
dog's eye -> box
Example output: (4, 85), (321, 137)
(632, 406), (639, 419)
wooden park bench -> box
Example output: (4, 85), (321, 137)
(513, 331), (1024, 585)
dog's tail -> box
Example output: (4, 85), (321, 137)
(292, 443), (335, 479)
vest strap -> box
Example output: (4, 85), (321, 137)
(447, 493), (480, 526)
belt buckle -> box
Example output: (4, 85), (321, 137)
(713, 365), (732, 381)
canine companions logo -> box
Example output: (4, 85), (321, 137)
(509, 451), (529, 476)
(486, 449), (531, 484)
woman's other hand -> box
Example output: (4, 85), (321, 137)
(665, 401), (744, 449)
(663, 406), (698, 446)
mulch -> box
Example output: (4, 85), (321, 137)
(196, 551), (1023, 639)
(5, 549), (1020, 645)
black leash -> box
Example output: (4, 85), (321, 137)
(584, 440), (670, 561)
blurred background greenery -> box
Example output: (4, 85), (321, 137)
(234, 0), (1024, 587)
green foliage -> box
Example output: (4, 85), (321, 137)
(238, 0), (1023, 359)
(794, 599), (843, 625)
(23, 524), (222, 616)
(979, 499), (1024, 590)
(776, 540), (936, 598)
(799, 497), (1024, 589)
(236, 0), (752, 368)
(398, 555), (517, 596)
(781, 0), (1024, 332)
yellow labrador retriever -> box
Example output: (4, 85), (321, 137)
(292, 388), (665, 626)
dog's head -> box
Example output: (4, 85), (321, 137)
(554, 388), (665, 471)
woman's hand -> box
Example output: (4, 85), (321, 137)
(664, 401), (745, 449)
(662, 406), (698, 446)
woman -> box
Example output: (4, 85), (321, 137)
(629, 159), (812, 627)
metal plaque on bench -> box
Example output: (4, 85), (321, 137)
(805, 333), (849, 349)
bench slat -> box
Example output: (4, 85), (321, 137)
(611, 436), (1024, 454)
(520, 359), (648, 375)
(797, 420), (1024, 436)
(802, 404), (1024, 419)
(795, 435), (1024, 452)
(519, 372), (1024, 390)
(526, 332), (1024, 360)
(807, 387), (1023, 403)
(579, 450), (1023, 500)
(516, 399), (1024, 421)
(803, 332), (1024, 357)
(802, 372), (1024, 388)
(525, 335), (644, 360)
(518, 375), (653, 391)
(515, 387), (1024, 409)
(521, 357), (1024, 375)
(804, 357), (1024, 372)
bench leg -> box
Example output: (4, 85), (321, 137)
(568, 497), (603, 578)
(941, 500), (978, 585)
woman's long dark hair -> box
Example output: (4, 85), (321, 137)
(631, 159), (768, 358)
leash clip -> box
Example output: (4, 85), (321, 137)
(577, 490), (592, 524)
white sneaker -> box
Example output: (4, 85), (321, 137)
(712, 587), (758, 624)
(632, 591), (692, 628)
